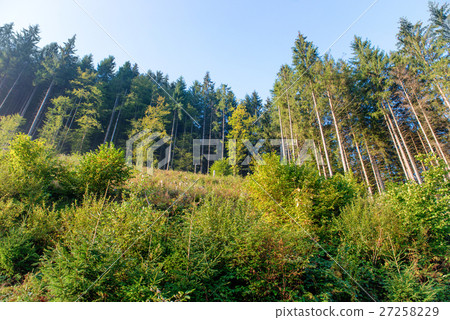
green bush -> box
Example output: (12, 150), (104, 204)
(0, 228), (39, 278)
(0, 114), (24, 148)
(75, 143), (131, 195)
(0, 134), (61, 203)
(333, 158), (450, 302)
(246, 153), (363, 233)
(37, 194), (167, 301)
(209, 159), (232, 177)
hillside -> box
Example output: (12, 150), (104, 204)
(0, 140), (448, 302)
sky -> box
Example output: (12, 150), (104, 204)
(1, 0), (447, 100)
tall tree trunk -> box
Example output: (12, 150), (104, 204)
(372, 149), (385, 191)
(350, 126), (372, 194)
(434, 80), (450, 112)
(20, 85), (37, 117)
(110, 109), (121, 143)
(222, 107), (225, 159)
(104, 94), (119, 144)
(416, 96), (450, 167)
(385, 114), (410, 180)
(385, 101), (422, 184)
(0, 69), (23, 111)
(207, 105), (214, 173)
(277, 105), (286, 161)
(317, 143), (327, 178)
(399, 81), (435, 156)
(364, 137), (382, 193)
(343, 140), (351, 174)
(28, 79), (54, 137)
(327, 90), (347, 172)
(411, 134), (426, 172)
(200, 105), (207, 174)
(170, 114), (178, 169)
(311, 86), (333, 177)
(286, 93), (295, 158)
(58, 101), (79, 151)
(166, 109), (176, 170)
(417, 128), (430, 156)
(312, 140), (321, 176)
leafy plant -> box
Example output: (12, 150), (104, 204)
(75, 143), (131, 195)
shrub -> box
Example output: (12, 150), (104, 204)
(246, 153), (363, 232)
(75, 143), (131, 195)
(209, 159), (232, 177)
(384, 156), (450, 256)
(0, 228), (39, 278)
(37, 194), (167, 301)
(0, 134), (61, 202)
(0, 114), (24, 149)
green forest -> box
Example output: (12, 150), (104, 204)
(0, 2), (449, 302)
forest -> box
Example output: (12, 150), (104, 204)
(0, 2), (448, 302)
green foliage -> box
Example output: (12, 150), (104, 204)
(0, 228), (39, 277)
(209, 159), (232, 176)
(385, 156), (450, 255)
(75, 143), (131, 195)
(37, 195), (166, 301)
(39, 96), (72, 146)
(227, 104), (256, 175)
(385, 265), (440, 302)
(0, 134), (61, 202)
(0, 114), (24, 148)
(130, 95), (170, 136)
(334, 157), (450, 302)
(246, 153), (363, 232)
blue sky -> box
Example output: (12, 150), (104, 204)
(1, 0), (446, 100)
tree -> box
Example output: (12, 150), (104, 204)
(227, 104), (255, 175)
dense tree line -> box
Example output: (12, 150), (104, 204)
(0, 2), (449, 185)
(0, 2), (449, 302)
(270, 2), (449, 193)
(0, 23), (264, 174)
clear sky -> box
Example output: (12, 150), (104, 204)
(1, 0), (447, 100)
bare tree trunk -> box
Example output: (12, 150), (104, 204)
(317, 143), (327, 178)
(207, 105), (214, 173)
(434, 80), (450, 112)
(385, 101), (422, 184)
(20, 85), (37, 117)
(372, 150), (385, 191)
(58, 101), (79, 151)
(385, 114), (410, 180)
(222, 107), (225, 159)
(343, 140), (351, 174)
(364, 137), (382, 193)
(416, 96), (449, 167)
(284, 131), (291, 163)
(200, 105), (207, 174)
(411, 134), (426, 172)
(312, 140), (321, 176)
(311, 86), (333, 177)
(0, 69), (23, 111)
(104, 94), (119, 144)
(327, 90), (347, 172)
(277, 105), (286, 161)
(350, 126), (372, 194)
(399, 81), (435, 156)
(417, 128), (430, 155)
(286, 92), (295, 158)
(110, 109), (121, 143)
(28, 79), (54, 137)
(170, 114), (178, 169)
(166, 109), (176, 170)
